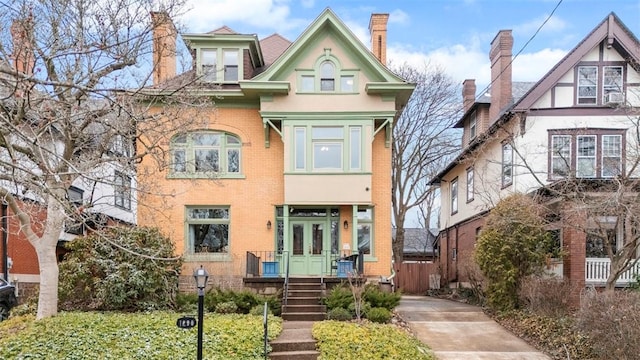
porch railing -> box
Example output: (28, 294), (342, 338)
(245, 249), (365, 278)
(245, 251), (282, 277)
(585, 258), (640, 286)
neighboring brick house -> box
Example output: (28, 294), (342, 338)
(137, 9), (414, 289)
(431, 13), (640, 297)
(0, 20), (136, 295)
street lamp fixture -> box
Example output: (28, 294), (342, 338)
(193, 265), (209, 360)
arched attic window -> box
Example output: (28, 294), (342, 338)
(320, 61), (335, 91)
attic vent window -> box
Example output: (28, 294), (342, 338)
(320, 61), (335, 91)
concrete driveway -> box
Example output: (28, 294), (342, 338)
(396, 296), (551, 360)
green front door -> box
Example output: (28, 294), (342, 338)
(289, 220), (326, 275)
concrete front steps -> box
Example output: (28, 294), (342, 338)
(268, 321), (318, 360)
(269, 277), (326, 359)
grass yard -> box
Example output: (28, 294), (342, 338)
(0, 312), (433, 359)
(0, 312), (282, 359)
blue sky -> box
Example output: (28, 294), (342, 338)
(180, 0), (640, 92)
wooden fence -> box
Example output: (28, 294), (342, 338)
(393, 262), (441, 294)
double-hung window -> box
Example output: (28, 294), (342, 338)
(114, 171), (132, 210)
(187, 207), (230, 254)
(502, 143), (513, 187)
(466, 167), (474, 202)
(201, 49), (217, 82)
(65, 187), (84, 235)
(548, 130), (624, 178)
(200, 48), (240, 82)
(469, 111), (477, 140)
(551, 135), (571, 178)
(293, 125), (363, 172)
(320, 61), (335, 91)
(602, 135), (622, 177)
(577, 66), (598, 104)
(603, 66), (623, 100)
(577, 135), (596, 177)
(357, 207), (373, 255)
(450, 178), (458, 214)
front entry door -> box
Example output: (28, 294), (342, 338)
(289, 221), (325, 275)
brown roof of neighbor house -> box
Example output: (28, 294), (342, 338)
(207, 26), (239, 34)
(260, 33), (292, 67)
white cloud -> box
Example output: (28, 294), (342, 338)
(180, 0), (306, 35)
(512, 48), (567, 82)
(389, 9), (409, 25)
(344, 20), (370, 49)
(513, 14), (567, 36)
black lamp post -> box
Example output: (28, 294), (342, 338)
(194, 266), (209, 360)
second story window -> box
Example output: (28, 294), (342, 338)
(114, 171), (132, 210)
(313, 127), (343, 170)
(577, 64), (625, 105)
(502, 142), (513, 187)
(170, 131), (242, 177)
(548, 129), (624, 179)
(450, 178), (458, 214)
(466, 167), (474, 202)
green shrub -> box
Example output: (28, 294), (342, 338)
(327, 307), (353, 321)
(366, 307), (391, 323)
(348, 301), (370, 317)
(250, 304), (272, 316)
(215, 301), (239, 314)
(313, 321), (434, 359)
(58, 226), (182, 312)
(474, 193), (555, 312)
(363, 284), (401, 310)
(175, 293), (198, 313)
(204, 288), (281, 316)
(323, 285), (352, 310)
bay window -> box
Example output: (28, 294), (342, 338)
(548, 129), (624, 179)
(293, 125), (363, 172)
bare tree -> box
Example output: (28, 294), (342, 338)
(0, 0), (208, 319)
(391, 63), (461, 264)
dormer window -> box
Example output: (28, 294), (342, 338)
(320, 61), (335, 91)
(202, 49), (217, 82)
(469, 111), (477, 140)
(223, 50), (238, 81)
(199, 48), (241, 83)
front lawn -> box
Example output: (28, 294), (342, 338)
(0, 312), (282, 359)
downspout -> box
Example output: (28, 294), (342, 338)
(2, 203), (7, 281)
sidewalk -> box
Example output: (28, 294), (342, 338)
(395, 295), (551, 360)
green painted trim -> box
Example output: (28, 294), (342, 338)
(260, 95), (274, 102)
(212, 102), (259, 109)
(167, 174), (247, 180)
(239, 81), (290, 93)
(259, 111), (397, 120)
(283, 171), (372, 175)
(251, 9), (411, 85)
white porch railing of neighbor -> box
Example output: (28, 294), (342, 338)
(585, 258), (640, 286)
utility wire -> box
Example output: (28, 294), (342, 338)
(475, 0), (564, 101)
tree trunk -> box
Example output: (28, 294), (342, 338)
(35, 240), (59, 319)
(393, 227), (405, 264)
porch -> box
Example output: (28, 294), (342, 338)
(585, 258), (640, 286)
(244, 250), (364, 278)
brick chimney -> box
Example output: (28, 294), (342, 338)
(151, 11), (177, 86)
(10, 17), (34, 76)
(462, 79), (476, 113)
(489, 30), (513, 123)
(369, 13), (389, 65)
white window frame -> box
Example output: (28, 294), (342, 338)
(502, 143), (513, 187)
(551, 135), (571, 178)
(603, 65), (623, 100)
(577, 135), (597, 178)
(356, 206), (373, 255)
(577, 65), (598, 105)
(451, 177), (458, 214)
(601, 134), (622, 178)
(114, 171), (132, 210)
(466, 167), (474, 202)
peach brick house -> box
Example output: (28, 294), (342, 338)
(137, 9), (414, 289)
(431, 13), (640, 300)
